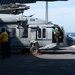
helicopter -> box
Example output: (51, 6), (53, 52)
(0, 12), (73, 53)
(0, 14), (59, 50)
(0, 1), (72, 54)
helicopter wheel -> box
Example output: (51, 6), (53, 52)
(30, 46), (40, 54)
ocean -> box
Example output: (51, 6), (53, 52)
(67, 32), (75, 37)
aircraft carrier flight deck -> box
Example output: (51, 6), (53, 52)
(0, 46), (75, 75)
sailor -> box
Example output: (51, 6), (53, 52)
(0, 28), (8, 59)
(6, 30), (12, 57)
(53, 27), (60, 47)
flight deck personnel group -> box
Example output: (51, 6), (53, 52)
(0, 28), (11, 59)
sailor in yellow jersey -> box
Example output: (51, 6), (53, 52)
(0, 28), (8, 59)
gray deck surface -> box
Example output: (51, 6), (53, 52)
(0, 46), (75, 75)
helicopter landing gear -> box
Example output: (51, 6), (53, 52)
(30, 46), (40, 54)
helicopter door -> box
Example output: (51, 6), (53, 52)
(37, 28), (53, 46)
(30, 28), (36, 40)
(42, 28), (52, 46)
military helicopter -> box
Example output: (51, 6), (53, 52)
(0, 13), (65, 53)
(0, 1), (72, 54)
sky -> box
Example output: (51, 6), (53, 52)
(23, 0), (75, 32)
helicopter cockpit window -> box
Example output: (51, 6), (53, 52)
(43, 29), (46, 38)
(37, 28), (41, 38)
(19, 28), (28, 38)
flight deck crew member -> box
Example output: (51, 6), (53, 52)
(6, 30), (12, 57)
(53, 27), (60, 47)
(0, 28), (8, 59)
